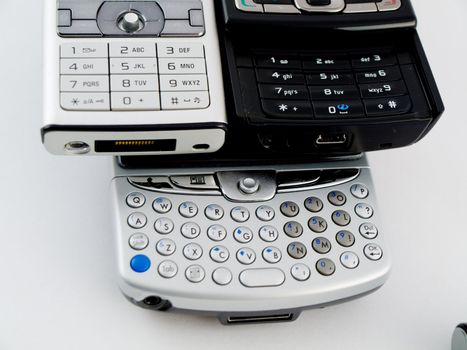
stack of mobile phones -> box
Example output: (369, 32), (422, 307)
(42, 0), (443, 324)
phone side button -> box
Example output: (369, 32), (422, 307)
(261, 100), (313, 119)
(239, 268), (285, 288)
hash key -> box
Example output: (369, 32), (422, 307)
(364, 96), (412, 116)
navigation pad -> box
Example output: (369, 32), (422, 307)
(57, 0), (205, 37)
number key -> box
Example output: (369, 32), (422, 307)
(109, 43), (156, 58)
(309, 85), (359, 100)
(159, 75), (208, 91)
(60, 76), (109, 92)
(61, 43), (108, 58)
(111, 92), (161, 111)
(256, 69), (305, 84)
(351, 53), (397, 68)
(259, 84), (309, 100)
(110, 75), (159, 92)
(355, 66), (402, 83)
(307, 72), (354, 85)
(158, 58), (206, 74)
(158, 43), (205, 58)
(110, 58), (158, 74)
(61, 58), (109, 75)
(255, 55), (301, 69)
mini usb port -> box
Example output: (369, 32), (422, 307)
(226, 313), (294, 324)
(315, 133), (348, 146)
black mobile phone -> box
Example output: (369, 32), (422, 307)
(216, 0), (444, 155)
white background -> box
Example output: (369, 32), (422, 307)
(1, 0), (466, 349)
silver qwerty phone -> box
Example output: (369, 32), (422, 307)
(111, 155), (390, 324)
(42, 0), (227, 156)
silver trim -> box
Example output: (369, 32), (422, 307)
(128, 177), (221, 196)
(128, 169), (361, 198)
(278, 176), (321, 189)
(294, 0), (345, 13)
(277, 170), (360, 194)
(263, 4), (301, 14)
(343, 3), (377, 14)
(234, 0), (263, 13)
(338, 21), (417, 31)
(377, 0), (402, 12)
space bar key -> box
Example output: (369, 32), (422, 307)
(239, 268), (285, 288)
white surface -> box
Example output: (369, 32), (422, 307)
(0, 1), (466, 349)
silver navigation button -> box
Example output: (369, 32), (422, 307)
(119, 12), (144, 33)
(239, 177), (260, 194)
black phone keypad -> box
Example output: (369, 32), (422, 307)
(252, 51), (413, 120)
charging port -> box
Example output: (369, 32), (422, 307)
(94, 139), (176, 153)
(315, 133), (348, 146)
(226, 313), (294, 324)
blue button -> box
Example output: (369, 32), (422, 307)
(130, 255), (151, 273)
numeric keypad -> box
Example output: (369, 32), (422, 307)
(60, 42), (210, 111)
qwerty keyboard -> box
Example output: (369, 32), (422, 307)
(112, 160), (390, 316)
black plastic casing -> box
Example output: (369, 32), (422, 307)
(221, 0), (417, 30)
(215, 0), (444, 156)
